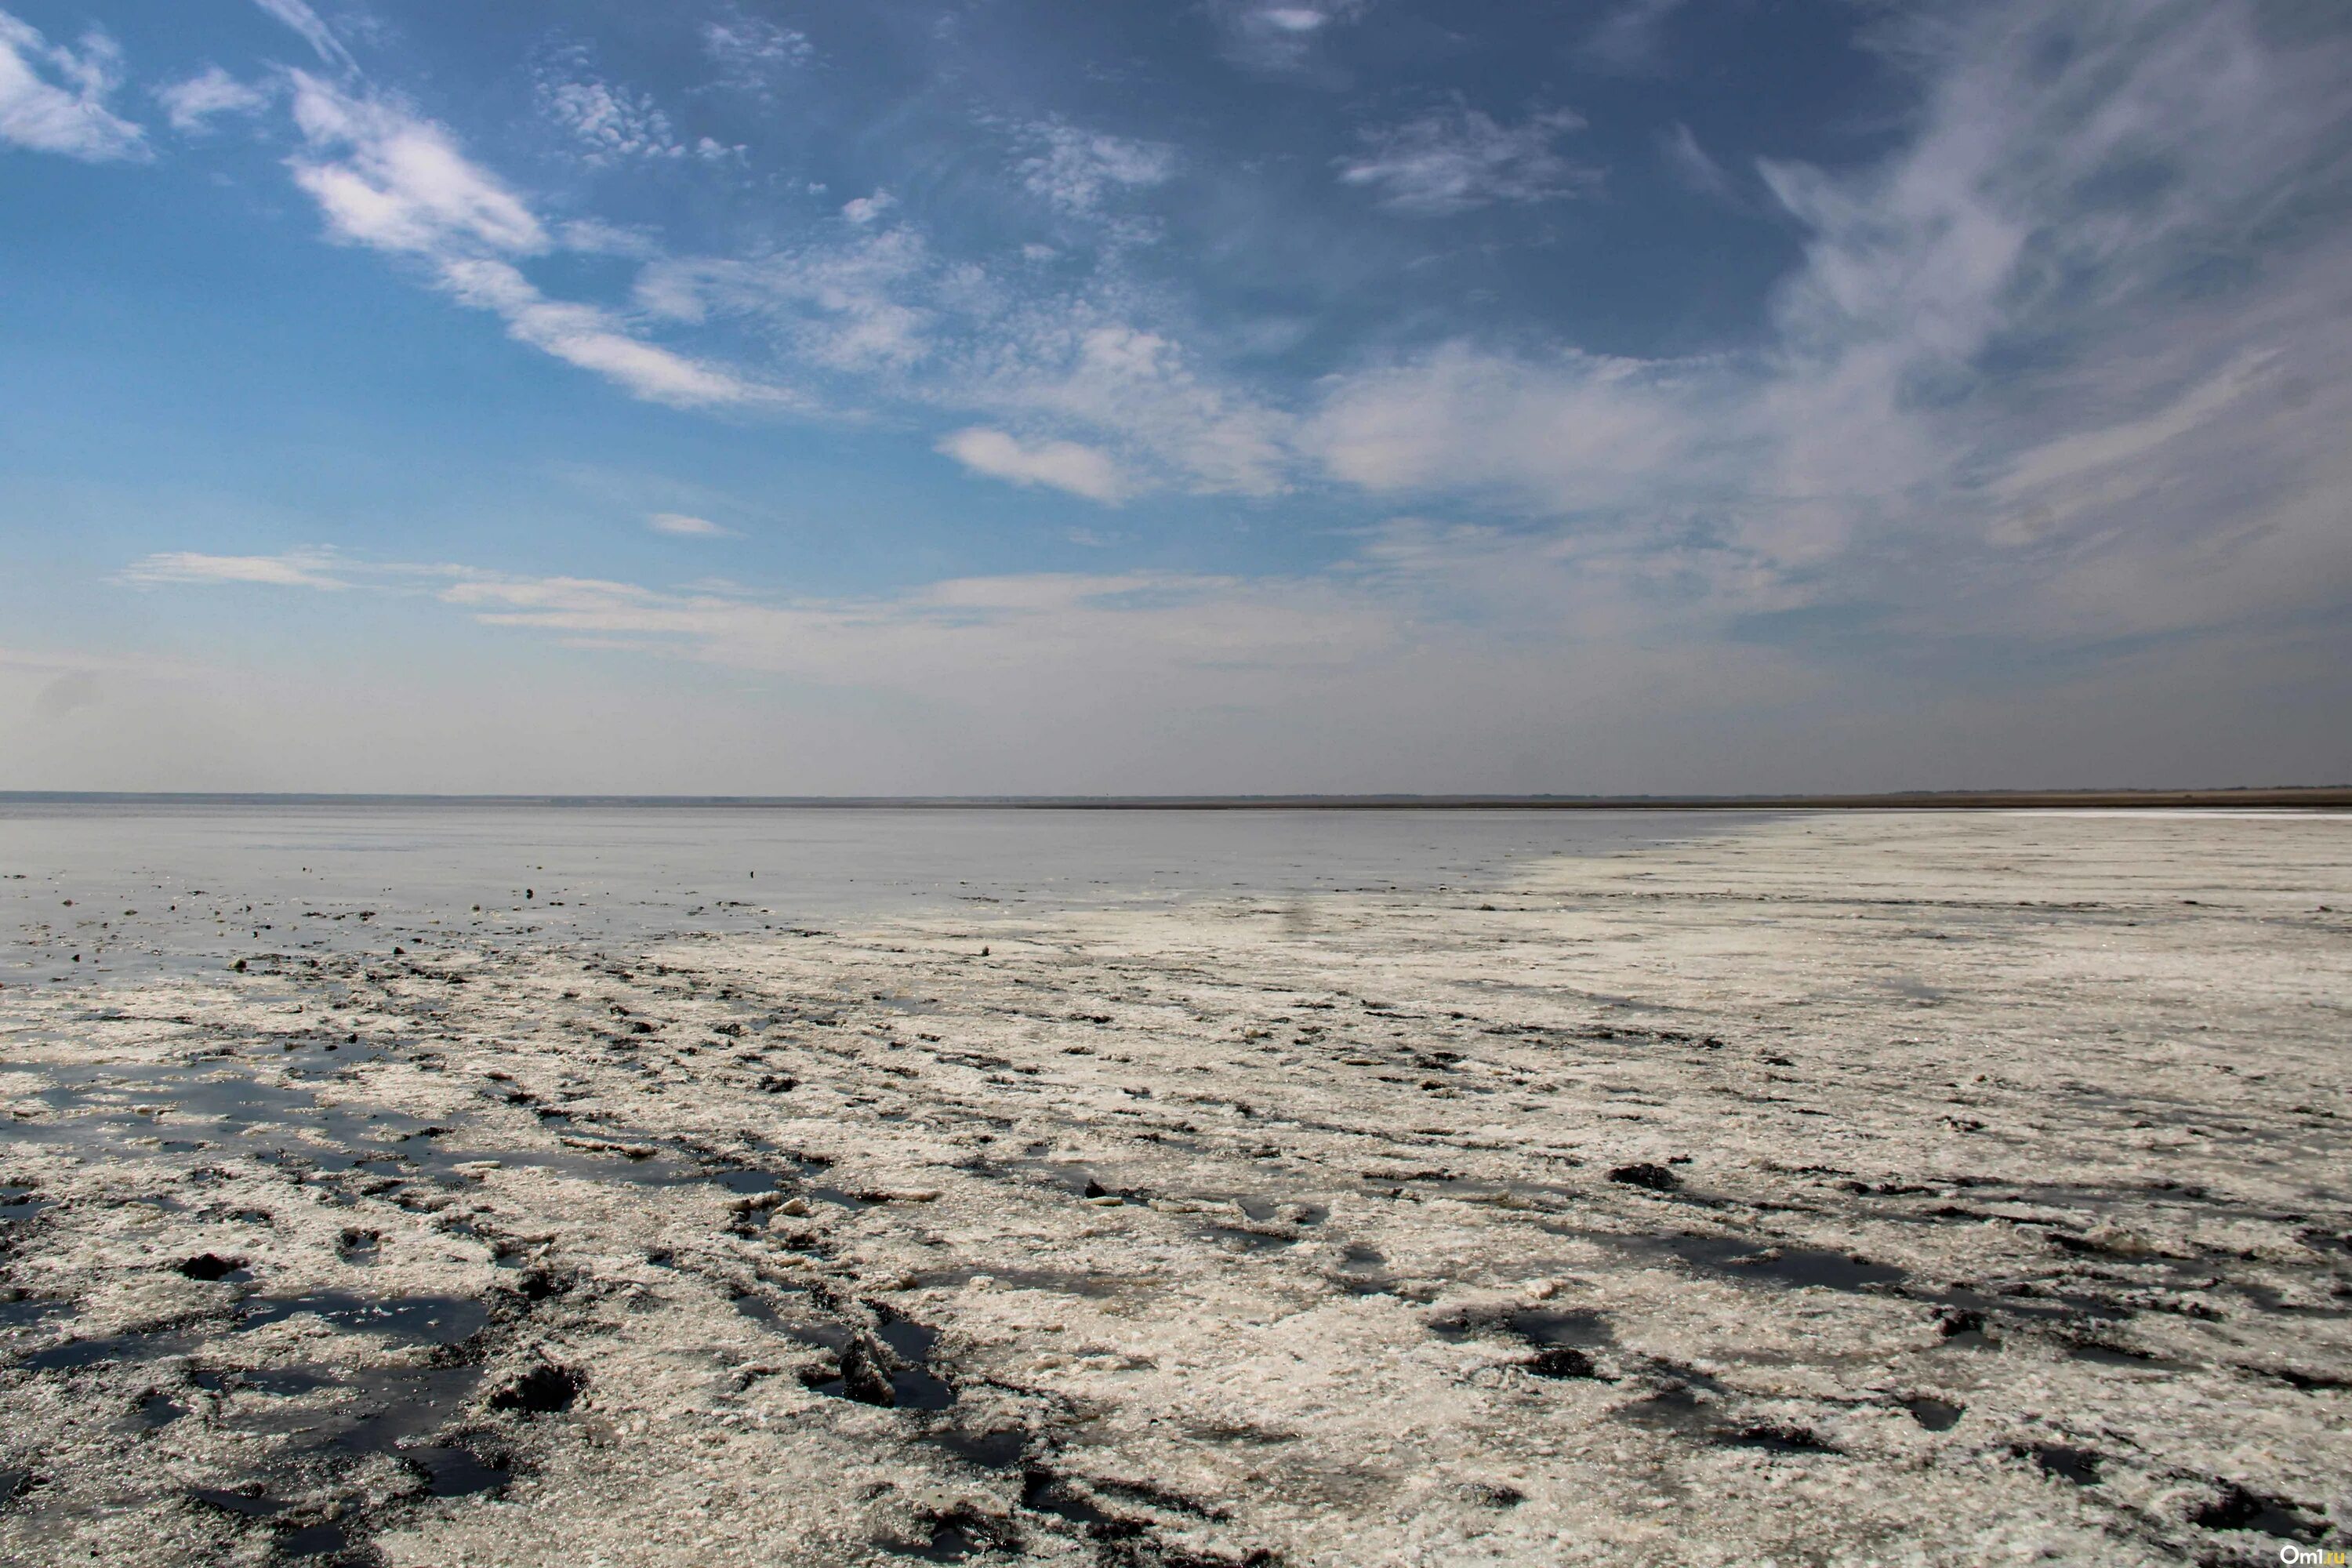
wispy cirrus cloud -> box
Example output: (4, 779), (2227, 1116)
(0, 10), (144, 161)
(1338, 106), (1595, 216)
(648, 512), (737, 538)
(1582, 0), (1682, 77)
(282, 72), (776, 409)
(249, 0), (355, 74)
(1297, 0), (2352, 657)
(1657, 121), (1731, 201)
(122, 548), (350, 590)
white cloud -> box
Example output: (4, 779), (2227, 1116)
(1208, 0), (1368, 73)
(1338, 106), (1595, 216)
(123, 549), (348, 590)
(1018, 123), (1175, 216)
(157, 67), (271, 134)
(648, 511), (736, 538)
(840, 189), (896, 225)
(288, 72), (546, 254)
(0, 11), (143, 161)
(938, 428), (1129, 504)
(249, 0), (355, 73)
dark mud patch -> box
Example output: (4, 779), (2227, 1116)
(487, 1363), (583, 1416)
(1524, 1345), (1600, 1378)
(1608, 1163), (1679, 1192)
(2189, 1483), (2326, 1541)
(1617, 1382), (1716, 1432)
(1719, 1423), (1837, 1454)
(1019, 1465), (1136, 1538)
(1673, 1237), (1904, 1293)
(2018, 1443), (2102, 1486)
(887, 1501), (1023, 1563)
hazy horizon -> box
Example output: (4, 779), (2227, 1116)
(5, 0), (2350, 795)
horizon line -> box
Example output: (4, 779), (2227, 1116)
(2, 786), (2349, 811)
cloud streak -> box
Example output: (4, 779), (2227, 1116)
(938, 428), (1130, 503)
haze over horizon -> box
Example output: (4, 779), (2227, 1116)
(5, 0), (2350, 796)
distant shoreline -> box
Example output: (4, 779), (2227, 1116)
(2, 788), (2348, 811)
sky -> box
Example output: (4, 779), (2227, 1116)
(2, 0), (2349, 795)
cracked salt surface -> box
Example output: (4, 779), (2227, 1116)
(2, 807), (2349, 1564)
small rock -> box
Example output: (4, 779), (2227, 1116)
(1607, 1163), (1679, 1191)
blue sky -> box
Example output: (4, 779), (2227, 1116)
(2, 0), (2348, 793)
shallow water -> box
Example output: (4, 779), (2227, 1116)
(0, 799), (1749, 985)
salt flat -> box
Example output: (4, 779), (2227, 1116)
(2, 811), (2347, 1566)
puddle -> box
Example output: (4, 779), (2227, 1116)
(800, 1318), (954, 1410)
(275, 1518), (354, 1559)
(236, 1290), (487, 1345)
(407, 1440), (510, 1497)
(189, 1485), (281, 1519)
(1640, 1234), (1906, 1294)
(0, 1188), (49, 1221)
(874, 1319), (954, 1410)
(2191, 1483), (2326, 1542)
(926, 1428), (1027, 1470)
(1431, 1305), (1612, 1352)
(20, 1330), (196, 1373)
(1902, 1396), (1963, 1432)
(0, 1295), (66, 1331)
(195, 1366), (339, 1398)
(2020, 1443), (2102, 1486)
